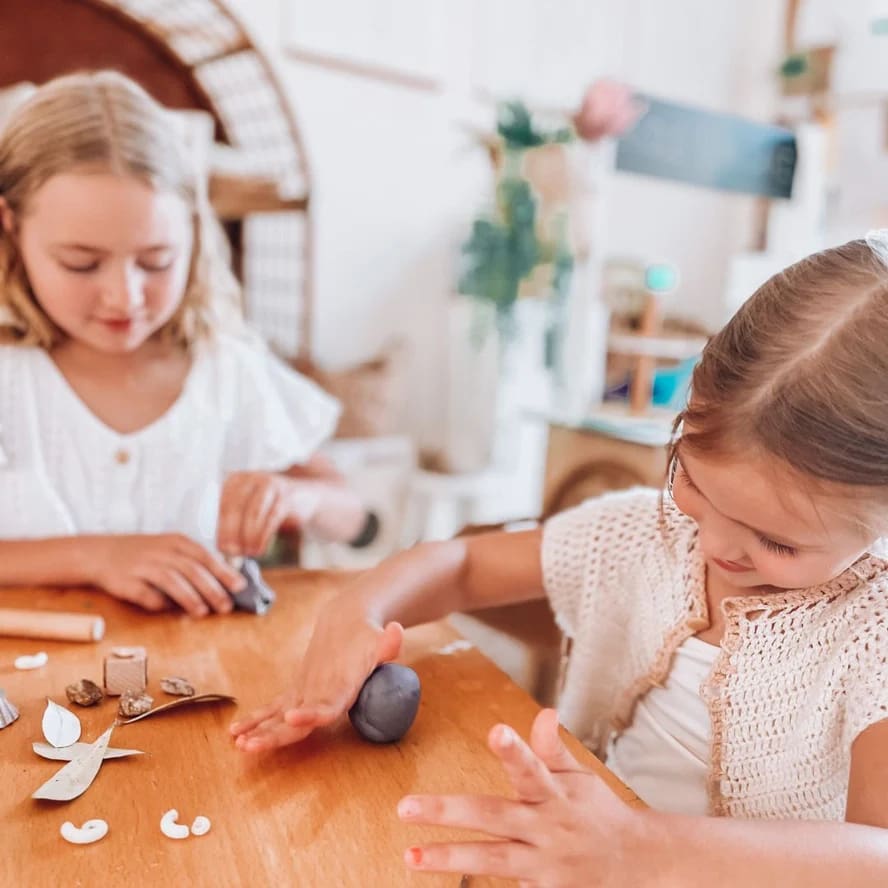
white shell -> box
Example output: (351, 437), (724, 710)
(190, 815), (211, 836)
(14, 651), (48, 670)
(42, 699), (82, 748)
(0, 690), (19, 729)
(160, 809), (189, 840)
(60, 819), (108, 845)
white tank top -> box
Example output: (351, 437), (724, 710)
(605, 635), (720, 815)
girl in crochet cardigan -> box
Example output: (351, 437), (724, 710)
(233, 236), (888, 885)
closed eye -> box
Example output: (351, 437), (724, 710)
(757, 535), (797, 557)
(61, 262), (98, 273)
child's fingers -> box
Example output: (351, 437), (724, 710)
(174, 559), (232, 613)
(236, 718), (314, 752)
(283, 702), (340, 728)
(180, 538), (245, 592)
(242, 483), (276, 555)
(403, 840), (535, 880)
(529, 709), (586, 775)
(230, 701), (286, 736)
(488, 723), (560, 803)
(376, 621), (404, 663)
(397, 793), (535, 843)
(118, 581), (168, 612)
(142, 566), (208, 617)
(252, 498), (289, 558)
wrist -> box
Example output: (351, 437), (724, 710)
(75, 535), (113, 587)
(630, 810), (686, 888)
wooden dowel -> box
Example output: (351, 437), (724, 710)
(0, 608), (105, 643)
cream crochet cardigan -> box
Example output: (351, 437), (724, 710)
(541, 487), (888, 820)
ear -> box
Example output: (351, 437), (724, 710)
(0, 197), (15, 236)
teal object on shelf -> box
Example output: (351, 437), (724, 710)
(645, 264), (678, 293)
(652, 357), (697, 409)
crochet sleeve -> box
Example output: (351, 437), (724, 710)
(842, 596), (888, 746)
(541, 487), (662, 638)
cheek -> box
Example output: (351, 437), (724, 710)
(671, 483), (700, 520)
(750, 552), (836, 588)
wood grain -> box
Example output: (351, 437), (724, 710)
(0, 569), (643, 887)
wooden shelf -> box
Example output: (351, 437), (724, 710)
(208, 172), (308, 219)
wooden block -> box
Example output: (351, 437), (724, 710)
(103, 646), (148, 697)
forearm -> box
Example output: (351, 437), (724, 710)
(649, 812), (888, 887)
(337, 528), (546, 631)
(0, 537), (102, 587)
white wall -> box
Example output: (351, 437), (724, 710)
(225, 0), (786, 449)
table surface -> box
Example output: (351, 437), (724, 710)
(0, 570), (642, 887)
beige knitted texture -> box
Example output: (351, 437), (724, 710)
(542, 487), (888, 820)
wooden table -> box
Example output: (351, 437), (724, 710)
(0, 570), (643, 887)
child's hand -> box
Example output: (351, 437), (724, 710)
(397, 709), (661, 886)
(93, 534), (245, 617)
(217, 471), (318, 557)
(230, 603), (404, 752)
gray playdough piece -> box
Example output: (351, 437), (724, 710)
(349, 663), (421, 743)
(231, 558), (276, 615)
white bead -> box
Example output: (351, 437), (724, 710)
(190, 815), (211, 836)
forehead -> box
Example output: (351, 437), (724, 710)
(679, 445), (860, 545)
(24, 172), (190, 246)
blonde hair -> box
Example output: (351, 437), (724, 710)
(0, 70), (241, 349)
(672, 237), (888, 518)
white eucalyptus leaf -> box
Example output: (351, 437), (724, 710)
(42, 699), (82, 748)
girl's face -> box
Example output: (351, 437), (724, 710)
(672, 446), (877, 591)
(7, 172), (193, 354)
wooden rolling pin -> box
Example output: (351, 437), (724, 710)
(0, 608), (105, 643)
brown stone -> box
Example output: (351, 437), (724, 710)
(65, 679), (104, 707)
(160, 676), (195, 697)
(118, 690), (153, 718)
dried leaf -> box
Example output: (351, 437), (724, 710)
(32, 724), (114, 801)
(115, 693), (236, 725)
(32, 741), (143, 762)
(42, 699), (81, 748)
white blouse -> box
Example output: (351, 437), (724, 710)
(605, 635), (720, 816)
(0, 333), (340, 550)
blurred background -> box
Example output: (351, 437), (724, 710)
(1, 2), (884, 647)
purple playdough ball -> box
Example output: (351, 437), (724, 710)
(349, 664), (421, 743)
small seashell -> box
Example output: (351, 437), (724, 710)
(42, 699), (82, 748)
(14, 651), (48, 670)
(160, 676), (195, 697)
(118, 690), (153, 718)
(0, 688), (20, 729)
(65, 679), (104, 707)
(190, 815), (211, 836)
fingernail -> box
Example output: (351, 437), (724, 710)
(397, 798), (420, 819)
(405, 847), (423, 867)
(497, 725), (514, 748)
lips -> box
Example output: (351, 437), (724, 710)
(713, 557), (754, 573)
(96, 318), (135, 331)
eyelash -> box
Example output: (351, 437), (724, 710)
(676, 461), (798, 557)
(756, 535), (797, 557)
(62, 261), (173, 274)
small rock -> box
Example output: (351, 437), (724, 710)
(65, 679), (104, 707)
(160, 676), (195, 697)
(118, 690), (153, 718)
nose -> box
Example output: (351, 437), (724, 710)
(99, 263), (146, 316)
(697, 508), (747, 564)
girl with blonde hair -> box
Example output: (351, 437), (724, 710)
(0, 70), (367, 614)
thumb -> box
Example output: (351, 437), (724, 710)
(530, 708), (586, 774)
(375, 621), (404, 663)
